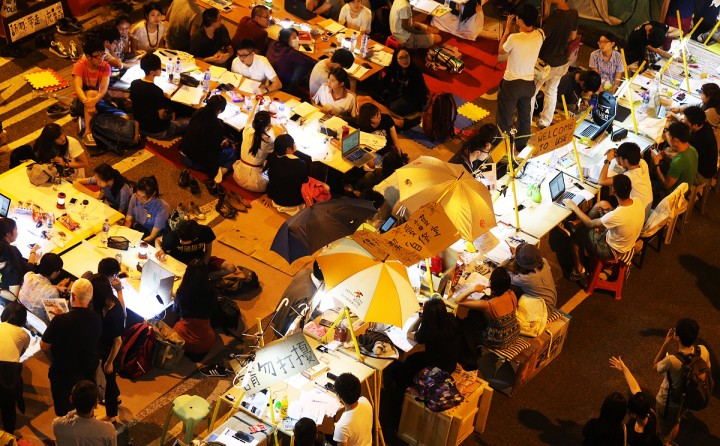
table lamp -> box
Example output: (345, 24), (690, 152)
(56, 193), (66, 209)
(138, 242), (148, 259)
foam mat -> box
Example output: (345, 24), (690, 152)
(458, 102), (491, 122)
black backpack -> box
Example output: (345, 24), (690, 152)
(422, 93), (457, 141)
(90, 114), (141, 155)
(668, 346), (714, 411)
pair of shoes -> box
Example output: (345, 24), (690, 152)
(47, 104), (70, 117)
(205, 179), (220, 196)
(82, 133), (97, 146)
(56, 17), (82, 35)
(569, 269), (587, 282)
(535, 119), (549, 130)
(216, 198), (238, 219)
(199, 364), (230, 377)
(402, 115), (422, 130)
(187, 201), (206, 220)
(226, 192), (248, 213)
(49, 41), (70, 58)
(178, 169), (190, 188)
(189, 178), (201, 195)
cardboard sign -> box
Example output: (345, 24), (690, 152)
(527, 118), (575, 157)
(242, 332), (319, 395)
(3, 0), (65, 43)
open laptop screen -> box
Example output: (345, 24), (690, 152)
(342, 130), (360, 155)
(0, 193), (10, 218)
(548, 172), (565, 201)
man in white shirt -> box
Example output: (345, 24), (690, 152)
(596, 142), (654, 221)
(333, 373), (373, 446)
(231, 39), (282, 94)
(496, 4), (544, 152)
(563, 174), (645, 281)
(53, 380), (117, 446)
(309, 49), (354, 97)
(389, 0), (441, 49)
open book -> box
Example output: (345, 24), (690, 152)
(43, 298), (69, 321)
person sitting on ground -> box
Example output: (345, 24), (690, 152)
(52, 380), (116, 445)
(124, 176), (170, 243)
(18, 253), (71, 324)
(34, 123), (90, 178)
(564, 174), (645, 281)
(683, 105), (718, 183)
(72, 38), (128, 146)
(609, 356), (662, 446)
(449, 123), (501, 174)
(172, 260), (218, 362)
(338, 0), (372, 33)
(131, 2), (166, 52)
(130, 53), (188, 140)
(309, 48), (355, 97)
(555, 70), (601, 114)
(189, 8), (234, 67)
(114, 15), (143, 62)
(313, 68), (358, 118)
(233, 103), (282, 193)
(582, 392), (628, 446)
(356, 103), (401, 155)
(88, 274), (125, 424)
(165, 0), (202, 51)
(432, 0), (503, 41)
(508, 243), (557, 310)
(306, 0), (343, 20)
(231, 5), (271, 53)
(294, 417), (327, 446)
(100, 26), (127, 71)
(625, 21), (674, 69)
(390, 0), (441, 49)
(0, 245), (22, 304)
(266, 28), (315, 99)
(73, 163), (134, 215)
(596, 142), (653, 221)
(264, 134), (309, 215)
(589, 32), (623, 93)
(0, 218), (33, 291)
(333, 373), (373, 446)
(372, 48), (429, 119)
(231, 39), (282, 94)
(0, 302), (30, 436)
(179, 95), (237, 183)
(453, 267), (520, 350)
(155, 220), (237, 280)
(653, 318), (710, 445)
(650, 121), (699, 196)
(348, 151), (407, 200)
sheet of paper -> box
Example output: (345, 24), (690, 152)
(238, 78), (261, 94)
(218, 71), (242, 88)
(318, 19), (345, 34)
(369, 50), (393, 67)
(410, 0), (440, 14)
(153, 76), (177, 95)
(385, 313), (419, 352)
(286, 373), (310, 389)
(293, 101), (320, 118)
(120, 65), (144, 83)
(473, 230), (500, 254)
(218, 103), (240, 122)
(360, 131), (386, 150)
(322, 116), (347, 133)
(346, 63), (369, 79)
(171, 85), (204, 106)
(224, 111), (249, 131)
(109, 225), (144, 248)
(631, 74), (652, 89)
(209, 65), (228, 80)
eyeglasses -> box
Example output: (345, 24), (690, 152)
(598, 39), (611, 45)
(91, 52), (106, 59)
(237, 51), (254, 59)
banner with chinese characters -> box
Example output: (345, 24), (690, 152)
(242, 332), (319, 395)
(3, 0), (65, 43)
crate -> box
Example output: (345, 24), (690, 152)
(397, 379), (493, 446)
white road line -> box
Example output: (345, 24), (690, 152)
(0, 78), (25, 105)
(111, 149), (155, 174)
(0, 57), (12, 69)
(2, 114), (74, 152)
(3, 98), (57, 127)
(0, 92), (36, 115)
(560, 288), (590, 314)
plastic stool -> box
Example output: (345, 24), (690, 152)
(586, 258), (629, 300)
(160, 395), (211, 445)
(385, 35), (400, 50)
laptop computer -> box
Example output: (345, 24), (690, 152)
(548, 172), (585, 209)
(0, 192), (10, 218)
(139, 259), (176, 306)
(574, 92), (617, 140)
(341, 130), (374, 167)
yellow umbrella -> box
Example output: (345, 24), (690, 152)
(394, 156), (496, 241)
(316, 238), (419, 328)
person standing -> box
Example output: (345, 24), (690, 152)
(165, 0), (202, 51)
(41, 279), (101, 417)
(0, 302), (30, 436)
(496, 4), (544, 152)
(532, 0), (578, 128)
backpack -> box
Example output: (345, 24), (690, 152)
(422, 93), (457, 141)
(301, 177), (331, 207)
(516, 295), (548, 338)
(210, 296), (241, 336)
(412, 366), (464, 412)
(215, 267), (261, 297)
(668, 346), (714, 411)
(90, 114), (141, 155)
(118, 322), (156, 379)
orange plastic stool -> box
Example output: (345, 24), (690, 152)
(586, 258), (629, 300)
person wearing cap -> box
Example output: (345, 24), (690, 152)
(509, 243), (557, 310)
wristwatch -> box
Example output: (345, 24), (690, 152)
(604, 159), (611, 165)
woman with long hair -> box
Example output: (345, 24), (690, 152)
(338, 0), (371, 33)
(356, 103), (400, 155)
(88, 274), (125, 423)
(582, 392), (629, 445)
(173, 260), (218, 361)
(0, 218), (33, 297)
(34, 123), (89, 177)
(375, 48), (428, 117)
(266, 28), (314, 98)
(312, 68), (358, 117)
(131, 2), (166, 52)
(233, 100), (284, 192)
(700, 82), (720, 149)
(124, 176), (170, 243)
(73, 163), (134, 214)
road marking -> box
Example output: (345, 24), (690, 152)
(0, 57), (12, 69)
(560, 288), (590, 314)
(3, 98), (57, 127)
(0, 92), (37, 115)
(0, 70), (34, 92)
(3, 114), (74, 152)
(0, 77), (25, 105)
(112, 149), (155, 174)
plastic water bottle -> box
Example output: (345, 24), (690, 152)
(265, 0), (272, 9)
(203, 67), (211, 91)
(360, 33), (369, 58)
(101, 218), (110, 247)
(174, 57), (182, 84)
(279, 101), (286, 123)
(444, 0), (450, 7)
(165, 57), (174, 82)
(350, 33), (357, 52)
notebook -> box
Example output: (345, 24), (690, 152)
(341, 130), (374, 167)
(549, 172), (585, 209)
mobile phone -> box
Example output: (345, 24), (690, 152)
(233, 431), (254, 443)
(290, 114), (301, 122)
(652, 148), (660, 156)
(317, 345), (330, 353)
(302, 44), (312, 51)
(117, 272), (128, 279)
(69, 197), (78, 205)
(379, 216), (397, 234)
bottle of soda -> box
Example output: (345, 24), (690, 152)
(101, 218), (110, 247)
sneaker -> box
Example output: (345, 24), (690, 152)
(77, 116), (85, 136)
(188, 201), (206, 220)
(82, 133), (97, 146)
(569, 269), (587, 282)
(68, 40), (79, 59)
(199, 364), (230, 377)
(178, 169), (190, 188)
(189, 178), (201, 195)
(56, 18), (82, 35)
(47, 104), (70, 117)
(49, 41), (69, 58)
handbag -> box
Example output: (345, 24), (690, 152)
(107, 236), (130, 250)
(26, 163), (58, 186)
(148, 319), (185, 371)
(95, 360), (107, 401)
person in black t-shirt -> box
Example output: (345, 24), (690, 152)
(129, 53), (188, 140)
(625, 21), (673, 69)
(609, 356), (662, 446)
(683, 105), (718, 181)
(555, 70), (601, 113)
(155, 220), (236, 280)
(356, 103), (401, 155)
(0, 244), (22, 304)
(40, 279), (102, 417)
(189, 8), (234, 66)
(265, 134), (309, 212)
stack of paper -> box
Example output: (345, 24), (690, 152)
(171, 85), (204, 106)
(154, 76), (178, 95)
(293, 102), (320, 118)
(318, 19), (345, 35)
(346, 63), (369, 78)
(238, 78), (261, 94)
(360, 131), (386, 150)
(209, 65), (228, 81)
(218, 71), (242, 88)
(218, 103), (241, 121)
(410, 0), (440, 14)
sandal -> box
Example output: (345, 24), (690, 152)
(216, 199), (238, 219)
(228, 190), (252, 208)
